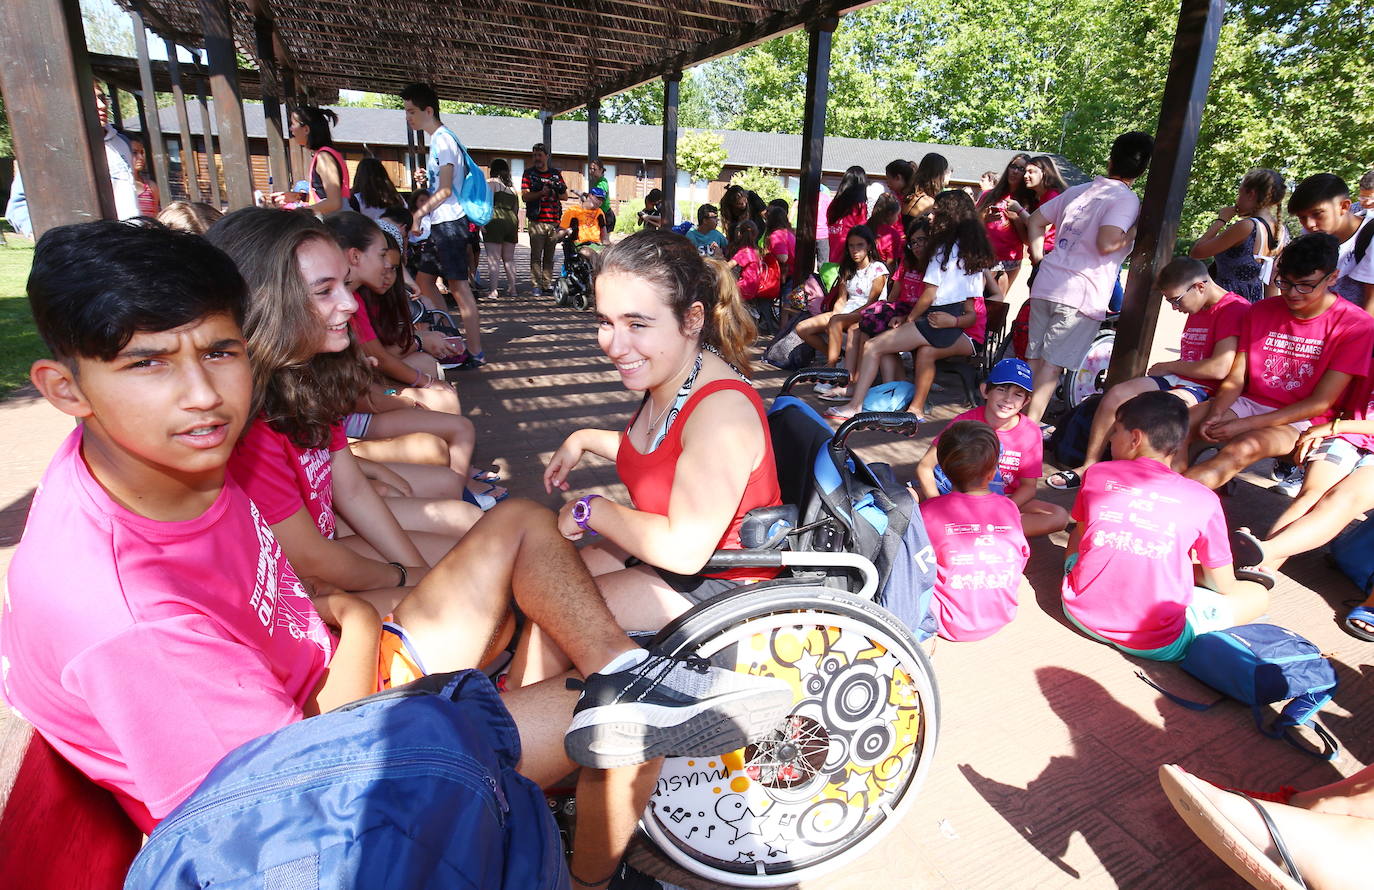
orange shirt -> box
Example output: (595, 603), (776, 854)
(560, 206), (605, 243)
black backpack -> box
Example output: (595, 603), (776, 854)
(763, 312), (817, 370)
(1048, 394), (1105, 467)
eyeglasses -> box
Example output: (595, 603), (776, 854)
(1162, 281), (1202, 305)
(1275, 278), (1323, 295)
(703, 213), (719, 220)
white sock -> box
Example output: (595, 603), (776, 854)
(596, 647), (649, 676)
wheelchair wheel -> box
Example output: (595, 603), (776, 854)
(1062, 330), (1115, 408)
(572, 287), (591, 311)
(552, 277), (572, 308)
(641, 583), (938, 887)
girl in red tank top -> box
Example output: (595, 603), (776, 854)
(543, 229), (783, 634)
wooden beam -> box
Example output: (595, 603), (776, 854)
(107, 82), (124, 129)
(1106, 0), (1225, 386)
(587, 100), (600, 167)
(254, 14), (290, 194)
(200, 0), (255, 208)
(660, 73), (680, 228)
(165, 40), (201, 202)
(130, 9), (172, 206)
(541, 111), (553, 155)
(0, 0), (114, 232)
(794, 17), (836, 284)
(194, 71), (223, 209)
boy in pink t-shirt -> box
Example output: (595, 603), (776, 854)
(1063, 391), (1270, 660)
(3, 222), (790, 853)
(923, 420), (1030, 642)
(1048, 257), (1249, 489)
(916, 358), (1070, 538)
(1188, 233), (1374, 491)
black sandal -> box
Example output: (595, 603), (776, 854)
(1046, 469), (1083, 490)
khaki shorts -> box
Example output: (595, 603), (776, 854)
(1228, 395), (1313, 432)
(1024, 297), (1102, 370)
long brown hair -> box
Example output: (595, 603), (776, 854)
(207, 208), (371, 448)
(596, 228), (757, 377)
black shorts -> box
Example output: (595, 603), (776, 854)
(914, 306), (967, 349)
(652, 566), (744, 605)
(430, 219), (470, 281)
(414, 237), (441, 277)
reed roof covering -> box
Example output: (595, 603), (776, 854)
(118, 0), (873, 112)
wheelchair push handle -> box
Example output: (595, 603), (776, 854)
(781, 366), (850, 396)
(831, 411), (921, 451)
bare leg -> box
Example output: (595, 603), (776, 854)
(363, 406), (476, 479)
(795, 313), (832, 355)
(382, 461), (466, 499)
(448, 278), (484, 356)
(484, 241), (501, 293)
(1185, 426), (1299, 490)
(501, 242), (518, 293)
(879, 352), (903, 383)
(1026, 357), (1062, 423)
(1076, 377), (1160, 473)
(400, 350), (442, 379)
(402, 382), (463, 414)
(1019, 497), (1070, 537)
(414, 270), (444, 311)
(910, 337), (974, 416)
(1259, 465), (1374, 570)
(351, 431), (449, 467)
(838, 324), (930, 414)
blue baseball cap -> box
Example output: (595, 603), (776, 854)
(291, 180), (310, 193)
(588, 186), (608, 199)
(987, 357), (1033, 392)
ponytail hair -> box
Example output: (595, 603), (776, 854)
(597, 228), (757, 377)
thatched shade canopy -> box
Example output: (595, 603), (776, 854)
(115, 0), (878, 112)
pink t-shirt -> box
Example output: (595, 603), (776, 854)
(1063, 458), (1231, 651)
(942, 407), (1043, 496)
(1176, 292), (1249, 391)
(890, 266), (925, 309)
(1029, 177), (1140, 319)
(1336, 376), (1374, 451)
(349, 293), (378, 344)
(767, 228), (796, 277)
(827, 204), (868, 259)
(734, 245), (762, 299)
(968, 295), (988, 344)
(1031, 188), (1061, 252)
(873, 221), (904, 266)
(230, 418), (350, 539)
(922, 492), (1029, 642)
(1240, 295), (1374, 416)
(983, 196), (1025, 262)
(0, 427), (333, 832)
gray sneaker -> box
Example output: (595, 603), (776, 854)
(1273, 465), (1305, 497)
(564, 653), (794, 770)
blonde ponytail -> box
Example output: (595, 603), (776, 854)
(703, 257), (757, 377)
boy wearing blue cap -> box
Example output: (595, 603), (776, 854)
(916, 357), (1071, 537)
(558, 187), (610, 259)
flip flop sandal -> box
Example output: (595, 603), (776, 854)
(1342, 604), (1374, 642)
(1159, 765), (1307, 890)
(1046, 469), (1083, 490)
(823, 406), (857, 421)
(1039, 422), (1056, 442)
(1236, 566), (1277, 591)
(468, 480), (509, 505)
(818, 388), (851, 402)
(1230, 527), (1267, 569)
(470, 469), (502, 484)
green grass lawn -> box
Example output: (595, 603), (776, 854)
(0, 239), (39, 398)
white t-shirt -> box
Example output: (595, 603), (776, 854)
(921, 243), (983, 308)
(1030, 176), (1141, 319)
(425, 125), (467, 226)
(841, 261), (889, 313)
(104, 126), (139, 221)
(1334, 216), (1374, 305)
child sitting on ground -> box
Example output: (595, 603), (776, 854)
(1063, 390), (1270, 661)
(1048, 256), (1250, 488)
(916, 358), (1070, 537)
(1186, 232), (1374, 492)
(921, 420), (1031, 642)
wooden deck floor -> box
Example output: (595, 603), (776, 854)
(1, 245), (1369, 888)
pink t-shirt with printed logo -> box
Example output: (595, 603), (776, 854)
(1176, 292), (1249, 391)
(230, 418), (349, 539)
(1240, 295), (1374, 415)
(1335, 375), (1374, 452)
(1063, 458), (1231, 651)
(942, 407), (1043, 496)
(922, 492), (1029, 641)
(0, 427), (333, 832)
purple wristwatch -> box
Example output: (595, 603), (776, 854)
(572, 494), (601, 535)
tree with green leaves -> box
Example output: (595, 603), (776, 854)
(677, 131), (727, 186)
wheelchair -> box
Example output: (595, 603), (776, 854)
(552, 234), (595, 311)
(637, 368), (941, 887)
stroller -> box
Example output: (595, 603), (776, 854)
(552, 232), (595, 311)
(638, 367), (940, 887)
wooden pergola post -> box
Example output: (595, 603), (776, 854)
(661, 72), (681, 228)
(794, 16), (837, 284)
(254, 14), (290, 193)
(541, 110), (553, 154)
(195, 73), (223, 209)
(200, 0), (254, 207)
(107, 82), (124, 129)
(282, 67), (303, 184)
(406, 126), (417, 187)
(165, 40), (201, 201)
(0, 0), (114, 232)
(587, 99), (601, 168)
(130, 8), (172, 200)
(1106, 0), (1225, 386)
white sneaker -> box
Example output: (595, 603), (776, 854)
(1273, 465), (1305, 497)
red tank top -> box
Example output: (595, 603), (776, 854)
(616, 379), (782, 580)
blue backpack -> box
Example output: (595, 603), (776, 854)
(1139, 624), (1339, 760)
(436, 126), (493, 226)
(1329, 513), (1374, 594)
(125, 670), (569, 889)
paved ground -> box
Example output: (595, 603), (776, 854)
(1, 245), (1369, 888)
